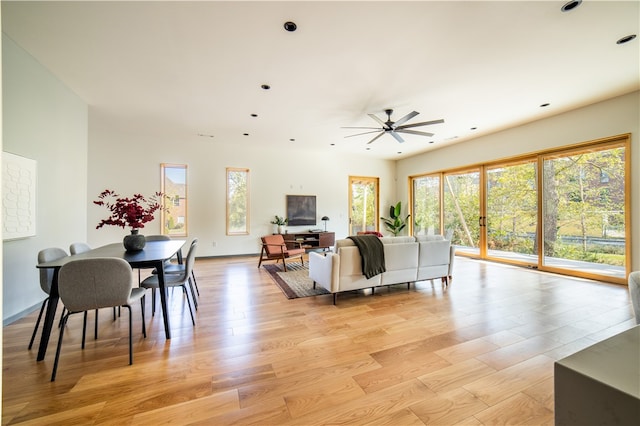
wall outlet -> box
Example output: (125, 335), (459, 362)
(212, 241), (217, 247)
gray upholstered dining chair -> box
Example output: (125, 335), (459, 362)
(154, 239), (200, 308)
(70, 241), (119, 337)
(140, 239), (197, 326)
(69, 242), (91, 255)
(629, 271), (640, 325)
(136, 234), (172, 284)
(28, 247), (68, 350)
(51, 257), (147, 381)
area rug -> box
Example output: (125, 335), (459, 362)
(263, 263), (330, 299)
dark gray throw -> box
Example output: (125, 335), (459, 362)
(347, 235), (386, 279)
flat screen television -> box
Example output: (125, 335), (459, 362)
(286, 195), (316, 226)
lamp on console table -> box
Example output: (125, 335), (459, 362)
(321, 216), (330, 232)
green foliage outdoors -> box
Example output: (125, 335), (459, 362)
(351, 181), (376, 233)
(414, 145), (626, 267)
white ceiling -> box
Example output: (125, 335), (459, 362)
(3, 1), (639, 160)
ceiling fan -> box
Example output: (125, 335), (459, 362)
(343, 109), (444, 144)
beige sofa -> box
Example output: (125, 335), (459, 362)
(309, 235), (454, 304)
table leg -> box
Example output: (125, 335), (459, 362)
(156, 261), (171, 339)
(37, 268), (60, 361)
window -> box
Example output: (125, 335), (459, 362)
(161, 164), (187, 237)
(227, 168), (249, 235)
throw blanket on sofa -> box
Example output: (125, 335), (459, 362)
(347, 235), (386, 279)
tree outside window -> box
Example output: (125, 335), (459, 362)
(227, 168), (249, 235)
(161, 164), (187, 236)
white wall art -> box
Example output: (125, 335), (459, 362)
(2, 152), (37, 240)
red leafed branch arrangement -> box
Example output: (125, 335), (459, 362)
(94, 189), (168, 230)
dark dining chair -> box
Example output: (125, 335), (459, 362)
(28, 247), (68, 350)
(51, 257), (147, 381)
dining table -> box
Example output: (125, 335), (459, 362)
(35, 239), (186, 361)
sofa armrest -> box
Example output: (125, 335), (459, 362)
(449, 244), (456, 278)
(309, 252), (340, 293)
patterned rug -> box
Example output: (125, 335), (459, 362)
(263, 262), (330, 299)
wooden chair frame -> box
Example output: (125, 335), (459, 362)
(257, 235), (305, 271)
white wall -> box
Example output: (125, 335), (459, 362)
(2, 35), (88, 322)
(396, 91), (640, 271)
(86, 112), (397, 257)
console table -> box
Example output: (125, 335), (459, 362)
(554, 325), (640, 425)
(284, 231), (335, 251)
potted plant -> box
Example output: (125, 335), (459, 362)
(94, 189), (168, 251)
(270, 215), (288, 234)
(380, 201), (410, 236)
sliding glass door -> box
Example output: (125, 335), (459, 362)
(409, 135), (629, 284)
(412, 175), (441, 236)
(485, 159), (538, 265)
(541, 144), (627, 279)
(443, 169), (480, 256)
(349, 176), (379, 235)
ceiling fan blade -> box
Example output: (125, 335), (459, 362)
(396, 129), (434, 137)
(341, 126), (382, 130)
(366, 132), (386, 145)
(368, 113), (386, 127)
(396, 119), (445, 130)
(344, 130), (384, 138)
(390, 131), (405, 143)
(391, 111), (419, 128)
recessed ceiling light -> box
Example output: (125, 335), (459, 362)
(284, 21), (297, 32)
(561, 0), (582, 12)
(429, 141), (435, 144)
(250, 113), (258, 117)
(470, 127), (477, 131)
(261, 84), (270, 90)
(397, 152), (402, 155)
(540, 103), (550, 107)
(289, 138), (295, 142)
(616, 34), (637, 45)
(243, 133), (249, 136)
(366, 147), (370, 150)
(330, 143), (335, 146)
(197, 133), (214, 138)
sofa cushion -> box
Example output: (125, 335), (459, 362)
(415, 235), (445, 242)
(417, 239), (451, 281)
(380, 240), (418, 285)
(379, 236), (416, 244)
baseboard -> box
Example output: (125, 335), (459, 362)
(3, 301), (42, 326)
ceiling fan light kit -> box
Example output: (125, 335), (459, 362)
(343, 109), (444, 145)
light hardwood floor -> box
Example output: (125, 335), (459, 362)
(2, 255), (635, 425)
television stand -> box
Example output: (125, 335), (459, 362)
(283, 231), (335, 252)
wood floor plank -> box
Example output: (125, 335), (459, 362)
(408, 387), (489, 425)
(472, 392), (554, 425)
(462, 354), (555, 406)
(418, 358), (497, 394)
(3, 256), (635, 425)
(129, 389), (240, 425)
